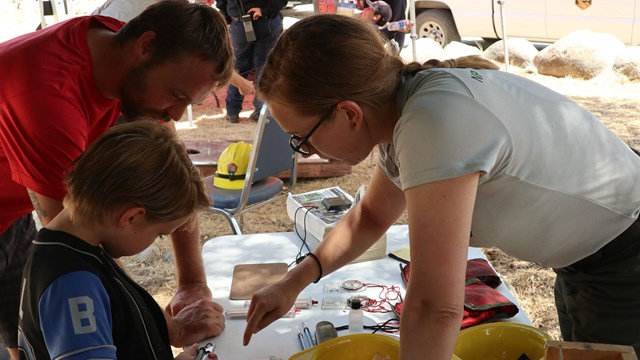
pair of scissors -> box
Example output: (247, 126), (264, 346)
(192, 343), (216, 360)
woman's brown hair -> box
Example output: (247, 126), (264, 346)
(64, 121), (210, 224)
(258, 14), (498, 117)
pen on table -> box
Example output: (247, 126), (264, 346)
(297, 330), (307, 350)
(303, 326), (315, 347)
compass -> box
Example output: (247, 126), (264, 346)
(341, 279), (364, 291)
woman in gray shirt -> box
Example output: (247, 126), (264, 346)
(243, 14), (640, 359)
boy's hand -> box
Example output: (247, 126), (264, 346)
(166, 299), (225, 347)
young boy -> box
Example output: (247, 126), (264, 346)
(17, 121), (217, 359)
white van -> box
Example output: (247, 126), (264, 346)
(414, 0), (640, 46)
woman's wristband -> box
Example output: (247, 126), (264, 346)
(306, 252), (323, 283)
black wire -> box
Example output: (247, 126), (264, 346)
(289, 205), (316, 267)
(370, 318), (400, 334)
(334, 318), (400, 334)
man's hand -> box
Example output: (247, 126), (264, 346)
(165, 299), (225, 347)
(402, 20), (413, 33)
(247, 7), (262, 20)
(166, 283), (213, 315)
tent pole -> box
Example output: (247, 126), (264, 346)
(497, 0), (509, 72)
(409, 0), (417, 62)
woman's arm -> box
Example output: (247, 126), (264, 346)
(243, 168), (406, 344)
(311, 167), (406, 274)
(400, 172), (479, 360)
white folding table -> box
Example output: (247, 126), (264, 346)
(200, 225), (531, 360)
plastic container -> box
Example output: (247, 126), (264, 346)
(348, 299), (363, 333)
(453, 322), (552, 360)
(386, 20), (412, 32)
(289, 334), (399, 360)
(289, 334), (461, 360)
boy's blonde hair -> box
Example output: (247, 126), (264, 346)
(64, 121), (210, 224)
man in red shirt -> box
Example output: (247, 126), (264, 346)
(0, 1), (234, 358)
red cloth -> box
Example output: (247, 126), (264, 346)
(465, 258), (502, 288)
(461, 278), (519, 328)
(399, 258), (519, 328)
(0, 16), (122, 233)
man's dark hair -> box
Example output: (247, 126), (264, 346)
(115, 0), (234, 83)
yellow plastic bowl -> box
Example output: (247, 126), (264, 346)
(453, 322), (552, 360)
(289, 333), (462, 360)
(289, 334), (400, 360)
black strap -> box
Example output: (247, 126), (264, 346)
(233, 0), (247, 16)
(214, 173), (247, 181)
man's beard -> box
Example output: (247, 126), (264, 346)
(119, 63), (171, 122)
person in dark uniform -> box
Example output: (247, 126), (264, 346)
(217, 0), (287, 123)
(383, 0), (408, 49)
(360, 0), (410, 54)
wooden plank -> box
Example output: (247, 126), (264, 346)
(545, 341), (638, 360)
(184, 140), (352, 179)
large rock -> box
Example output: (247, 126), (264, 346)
(401, 38), (446, 64)
(483, 38), (538, 68)
(614, 46), (640, 82)
(533, 30), (625, 79)
(444, 41), (482, 59)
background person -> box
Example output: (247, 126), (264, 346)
(359, 0), (392, 28)
(18, 121), (218, 360)
(360, 0), (409, 54)
(0, 1), (234, 358)
(243, 15), (640, 359)
(217, 0), (287, 123)
(380, 0), (410, 51)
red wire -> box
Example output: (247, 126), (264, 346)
(360, 283), (403, 313)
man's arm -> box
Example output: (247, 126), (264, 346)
(170, 216), (208, 292)
(27, 189), (64, 227)
(159, 122), (208, 301)
(159, 123), (222, 334)
(165, 214), (220, 324)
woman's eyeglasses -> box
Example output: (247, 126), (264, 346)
(289, 107), (334, 155)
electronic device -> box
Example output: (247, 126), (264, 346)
(321, 197), (352, 212)
(241, 14), (256, 42)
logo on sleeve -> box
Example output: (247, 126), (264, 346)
(470, 70), (484, 83)
(68, 296), (97, 334)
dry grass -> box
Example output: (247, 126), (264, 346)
(119, 67), (640, 347)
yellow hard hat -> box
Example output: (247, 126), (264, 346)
(214, 141), (252, 190)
